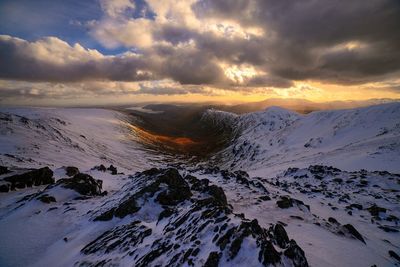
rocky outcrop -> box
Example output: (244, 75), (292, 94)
(57, 173), (103, 196)
(80, 168), (309, 267)
(65, 166), (80, 177)
(2, 167), (54, 191)
(95, 168), (192, 221)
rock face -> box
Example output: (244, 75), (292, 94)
(95, 168), (192, 221)
(343, 224), (366, 244)
(65, 166), (80, 177)
(3, 167), (54, 191)
(57, 173), (103, 196)
(80, 168), (309, 267)
(0, 165), (10, 175)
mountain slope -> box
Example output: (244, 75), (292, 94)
(212, 103), (400, 173)
(0, 107), (159, 171)
(0, 104), (399, 267)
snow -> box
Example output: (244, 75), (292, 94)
(214, 103), (400, 174)
(0, 103), (399, 267)
(0, 107), (157, 171)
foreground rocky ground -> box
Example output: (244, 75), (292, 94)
(0, 164), (399, 266)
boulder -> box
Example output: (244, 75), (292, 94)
(284, 240), (309, 267)
(4, 167), (54, 190)
(343, 224), (365, 244)
(57, 173), (102, 196)
(65, 166), (80, 177)
(107, 165), (117, 175)
(273, 224), (289, 248)
(0, 166), (10, 175)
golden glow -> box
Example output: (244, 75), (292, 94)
(222, 64), (260, 84)
(128, 124), (199, 149)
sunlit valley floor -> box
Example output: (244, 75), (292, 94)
(0, 103), (399, 267)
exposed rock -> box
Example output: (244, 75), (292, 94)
(0, 166), (10, 175)
(389, 250), (400, 262)
(284, 240), (309, 267)
(346, 203), (363, 210)
(82, 168), (308, 267)
(277, 196), (310, 210)
(273, 223), (289, 248)
(206, 185), (228, 206)
(378, 226), (399, 233)
(107, 165), (117, 175)
(0, 183), (10, 192)
(37, 194), (56, 204)
(65, 166), (80, 177)
(328, 217), (340, 225)
(92, 164), (106, 172)
(343, 224), (366, 244)
(95, 168), (191, 221)
(260, 241), (281, 265)
(4, 167), (54, 190)
(366, 204), (386, 217)
(57, 173), (102, 196)
(82, 221), (152, 255)
(204, 252), (221, 267)
(277, 196), (293, 209)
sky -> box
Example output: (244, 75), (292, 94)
(0, 0), (400, 106)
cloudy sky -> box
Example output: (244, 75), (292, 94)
(0, 0), (399, 106)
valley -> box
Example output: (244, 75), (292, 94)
(0, 103), (399, 267)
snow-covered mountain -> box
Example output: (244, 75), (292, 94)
(0, 107), (161, 171)
(211, 103), (400, 174)
(0, 104), (399, 267)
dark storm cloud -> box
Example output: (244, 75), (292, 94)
(1, 0), (400, 88)
(193, 0), (400, 84)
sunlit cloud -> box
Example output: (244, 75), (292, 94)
(0, 0), (399, 105)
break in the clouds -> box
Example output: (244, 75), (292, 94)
(0, 0), (400, 103)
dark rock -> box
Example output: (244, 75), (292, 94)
(158, 208), (174, 221)
(96, 168), (191, 221)
(93, 164), (107, 172)
(366, 204), (386, 216)
(378, 226), (399, 233)
(65, 166), (80, 177)
(290, 215), (304, 220)
(277, 196), (309, 210)
(343, 224), (366, 244)
(82, 221), (152, 255)
(0, 166), (10, 175)
(204, 252), (221, 267)
(4, 167), (54, 190)
(333, 178), (343, 183)
(277, 196), (293, 209)
(37, 194), (56, 204)
(260, 241), (281, 265)
(0, 183), (10, 192)
(206, 185), (228, 206)
(273, 224), (289, 248)
(328, 217), (340, 225)
(57, 173), (102, 196)
(259, 195), (271, 201)
(155, 169), (192, 205)
(346, 203), (363, 210)
(284, 240), (309, 267)
(389, 250), (400, 262)
(107, 165), (117, 175)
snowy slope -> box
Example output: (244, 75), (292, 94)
(0, 107), (161, 171)
(212, 103), (400, 174)
(0, 104), (399, 267)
